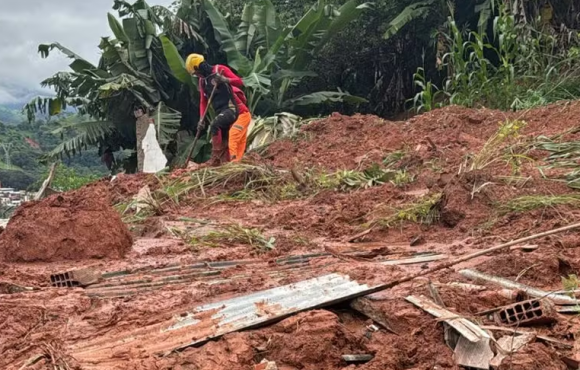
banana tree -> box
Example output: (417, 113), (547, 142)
(25, 0), (194, 170)
(163, 0), (370, 117)
(246, 112), (318, 150)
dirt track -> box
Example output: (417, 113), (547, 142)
(3, 103), (580, 369)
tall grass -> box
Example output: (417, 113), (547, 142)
(412, 1), (580, 112)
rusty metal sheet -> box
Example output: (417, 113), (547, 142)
(163, 273), (371, 351)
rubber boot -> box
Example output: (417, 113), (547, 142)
(207, 131), (228, 167)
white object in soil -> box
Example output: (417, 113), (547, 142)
(142, 123), (167, 173)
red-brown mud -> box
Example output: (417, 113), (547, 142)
(0, 184), (132, 262)
(5, 103), (580, 369)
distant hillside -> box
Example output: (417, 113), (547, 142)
(0, 105), (25, 125)
(0, 118), (106, 190)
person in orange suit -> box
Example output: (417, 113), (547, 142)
(185, 54), (252, 165)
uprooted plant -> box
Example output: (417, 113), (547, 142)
(163, 163), (290, 203)
(186, 223), (276, 253)
(115, 161), (418, 223)
(365, 193), (443, 229)
(498, 194), (580, 214)
(465, 119), (529, 173)
(537, 138), (580, 189)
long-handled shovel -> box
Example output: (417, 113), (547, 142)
(183, 83), (218, 168)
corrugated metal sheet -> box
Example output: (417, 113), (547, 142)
(69, 273), (376, 365)
(83, 253), (446, 298)
(163, 273), (372, 351)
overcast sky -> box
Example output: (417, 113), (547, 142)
(0, 0), (173, 105)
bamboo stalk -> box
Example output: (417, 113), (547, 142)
(460, 269), (579, 305)
(347, 222), (580, 299)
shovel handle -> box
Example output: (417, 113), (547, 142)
(184, 82), (218, 168)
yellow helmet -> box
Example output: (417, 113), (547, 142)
(185, 53), (204, 74)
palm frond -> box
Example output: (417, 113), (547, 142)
(383, 0), (437, 40)
(154, 102), (181, 148)
(42, 121), (114, 160)
(282, 90), (367, 109)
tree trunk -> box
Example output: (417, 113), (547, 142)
(135, 113), (150, 173)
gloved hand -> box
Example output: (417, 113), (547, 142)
(214, 73), (230, 85)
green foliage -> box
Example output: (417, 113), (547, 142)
(383, 0), (439, 40)
(319, 165), (415, 190)
(45, 163), (102, 192)
(28, 0), (368, 168)
(247, 112), (318, 150)
(562, 274), (580, 297)
(0, 117), (105, 190)
(410, 67), (444, 112)
(537, 138), (580, 189)
(367, 193), (443, 229)
(189, 223), (276, 252)
(177, 0), (370, 115)
(499, 195), (580, 214)
(468, 119), (527, 172)
(411, 1), (580, 111)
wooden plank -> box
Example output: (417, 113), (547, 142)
(350, 297), (399, 335)
(406, 295), (489, 343)
(428, 282), (459, 349)
(342, 354), (373, 363)
(489, 334), (535, 368)
(381, 254), (448, 266)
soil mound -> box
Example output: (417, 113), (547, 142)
(0, 184), (133, 262)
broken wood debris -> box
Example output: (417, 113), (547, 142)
(34, 162), (57, 201)
(480, 325), (573, 349)
(350, 297), (399, 335)
(460, 269), (580, 305)
(355, 222), (580, 302)
(342, 354), (374, 363)
(0, 281), (37, 294)
(489, 333), (536, 368)
(443, 282), (487, 292)
(406, 295), (493, 369)
(254, 359), (278, 370)
(406, 295), (489, 343)
(557, 306), (580, 314)
(454, 335), (494, 370)
(509, 244), (539, 252)
(380, 254), (448, 265)
(428, 281), (459, 349)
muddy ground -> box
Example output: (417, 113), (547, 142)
(3, 103), (580, 369)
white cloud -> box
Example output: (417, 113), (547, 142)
(0, 0), (173, 104)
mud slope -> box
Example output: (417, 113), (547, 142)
(3, 102), (580, 369)
(0, 184), (132, 262)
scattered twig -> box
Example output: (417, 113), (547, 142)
(345, 228), (372, 243)
(481, 325), (573, 349)
(366, 222), (580, 296)
(515, 263), (542, 282)
(18, 354), (45, 370)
